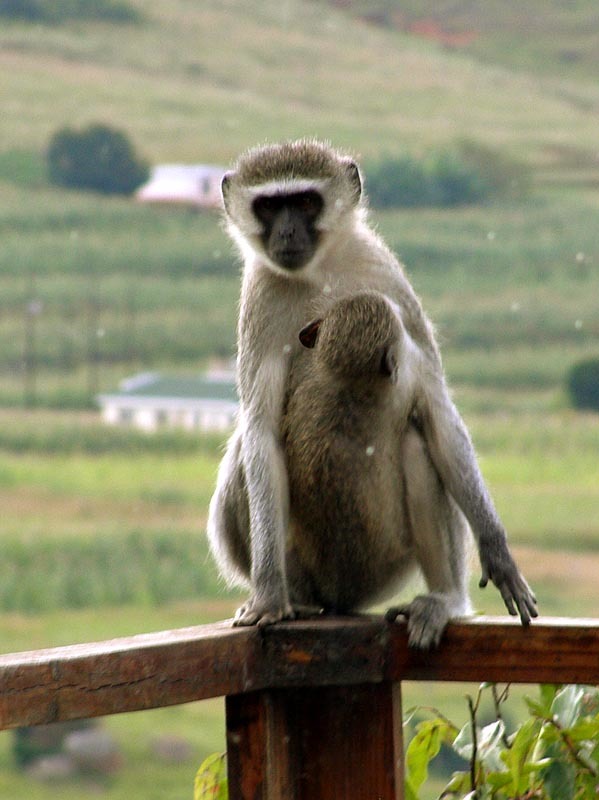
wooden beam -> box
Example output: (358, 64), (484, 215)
(1, 616), (599, 730)
(226, 683), (403, 800)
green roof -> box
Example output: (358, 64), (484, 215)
(116, 373), (238, 402)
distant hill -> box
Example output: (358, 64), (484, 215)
(313, 0), (599, 81)
(0, 0), (598, 178)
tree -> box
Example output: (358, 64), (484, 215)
(567, 358), (599, 412)
(47, 123), (148, 195)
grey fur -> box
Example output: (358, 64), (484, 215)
(207, 140), (537, 648)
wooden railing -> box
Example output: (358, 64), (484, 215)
(1, 616), (599, 799)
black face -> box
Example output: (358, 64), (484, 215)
(252, 190), (324, 270)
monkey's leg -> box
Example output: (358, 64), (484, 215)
(207, 430), (252, 589)
(418, 388), (537, 625)
(231, 425), (299, 627)
(387, 429), (473, 649)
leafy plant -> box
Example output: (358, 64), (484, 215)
(0, 0), (140, 23)
(567, 358), (599, 412)
(47, 123), (148, 195)
(365, 141), (529, 208)
(405, 683), (599, 799)
(194, 753), (228, 800)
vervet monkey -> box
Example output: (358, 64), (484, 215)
(207, 139), (537, 648)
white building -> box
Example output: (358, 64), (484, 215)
(135, 164), (225, 209)
(97, 372), (238, 433)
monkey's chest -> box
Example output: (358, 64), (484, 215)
(283, 405), (411, 605)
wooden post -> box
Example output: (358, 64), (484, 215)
(226, 681), (404, 800)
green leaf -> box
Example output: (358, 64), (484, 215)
(453, 722), (474, 760)
(500, 717), (543, 792)
(477, 720), (505, 772)
(404, 782), (419, 800)
(551, 685), (586, 728)
(566, 718), (599, 745)
(194, 752), (228, 800)
(575, 769), (599, 798)
(526, 684), (559, 719)
(542, 755), (576, 800)
(441, 770), (472, 795)
(405, 718), (454, 793)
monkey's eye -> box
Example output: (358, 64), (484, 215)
(295, 191), (323, 219)
(253, 195), (280, 222)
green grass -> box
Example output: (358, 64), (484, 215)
(0, 187), (597, 409)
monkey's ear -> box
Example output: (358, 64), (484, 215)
(345, 160), (362, 202)
(221, 171), (234, 199)
(299, 318), (322, 348)
(380, 346), (397, 377)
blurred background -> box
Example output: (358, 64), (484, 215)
(0, 1), (598, 797)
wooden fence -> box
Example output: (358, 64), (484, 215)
(1, 615), (598, 799)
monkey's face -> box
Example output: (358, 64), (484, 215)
(221, 140), (363, 276)
(252, 190), (324, 271)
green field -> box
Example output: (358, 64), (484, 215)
(1, 0), (599, 797)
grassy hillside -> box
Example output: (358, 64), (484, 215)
(1, 0), (599, 165)
(1, 0), (597, 410)
(317, 0), (599, 81)
(0, 0), (597, 539)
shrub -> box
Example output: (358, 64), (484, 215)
(365, 153), (431, 208)
(0, 0), (140, 23)
(47, 123), (149, 195)
(423, 147), (488, 206)
(567, 357), (599, 411)
(365, 140), (529, 208)
(405, 683), (599, 800)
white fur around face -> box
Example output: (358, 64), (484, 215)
(223, 171), (363, 283)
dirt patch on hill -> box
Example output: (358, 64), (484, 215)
(514, 545), (599, 588)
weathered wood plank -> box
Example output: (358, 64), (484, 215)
(0, 622), (258, 729)
(226, 683), (403, 800)
(1, 616), (598, 730)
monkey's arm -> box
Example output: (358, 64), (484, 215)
(233, 413), (294, 626)
(231, 317), (299, 628)
(416, 381), (538, 626)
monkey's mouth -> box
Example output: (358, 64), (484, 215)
(275, 249), (310, 270)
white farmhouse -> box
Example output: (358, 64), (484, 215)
(97, 372), (238, 433)
(135, 164), (225, 209)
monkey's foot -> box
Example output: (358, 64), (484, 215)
(292, 603), (325, 619)
(385, 594), (451, 649)
(233, 597), (296, 628)
(233, 599), (325, 627)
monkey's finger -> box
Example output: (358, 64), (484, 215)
(515, 589), (539, 626)
(498, 583), (518, 616)
(385, 605), (410, 623)
(525, 595), (539, 618)
(478, 561), (492, 588)
(517, 604), (532, 626)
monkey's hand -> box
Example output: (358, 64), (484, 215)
(478, 541), (538, 626)
(385, 594), (451, 649)
(233, 595), (296, 628)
